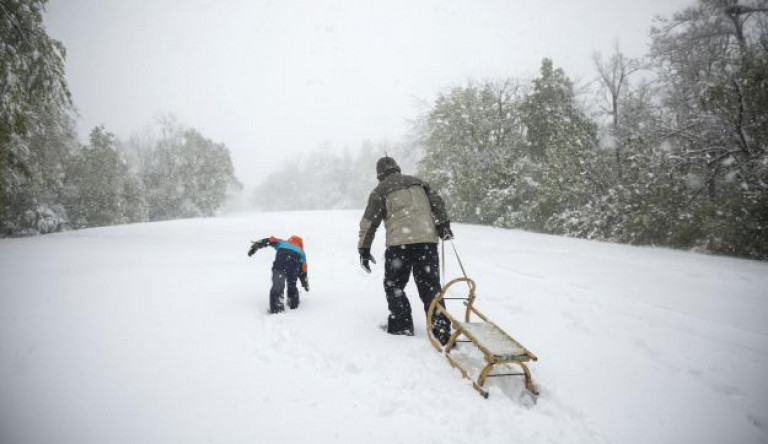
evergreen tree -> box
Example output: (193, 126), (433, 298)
(1, 0), (74, 235)
(64, 126), (146, 228)
(0, 107), (75, 235)
(518, 59), (602, 232)
(1, 0), (72, 214)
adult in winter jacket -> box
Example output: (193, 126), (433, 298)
(358, 156), (454, 344)
(248, 235), (309, 314)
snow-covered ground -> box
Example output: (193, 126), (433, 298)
(1, 210), (767, 444)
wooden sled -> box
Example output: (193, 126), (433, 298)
(427, 277), (539, 399)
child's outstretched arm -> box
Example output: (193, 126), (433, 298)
(247, 238), (271, 256)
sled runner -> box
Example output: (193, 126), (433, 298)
(427, 276), (539, 399)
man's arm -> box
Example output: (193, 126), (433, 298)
(358, 191), (385, 249)
(423, 183), (449, 226)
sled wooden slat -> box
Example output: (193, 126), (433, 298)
(427, 277), (539, 399)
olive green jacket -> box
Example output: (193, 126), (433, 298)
(358, 172), (449, 249)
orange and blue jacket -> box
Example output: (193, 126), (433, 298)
(265, 236), (308, 274)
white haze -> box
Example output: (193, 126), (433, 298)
(45, 0), (691, 188)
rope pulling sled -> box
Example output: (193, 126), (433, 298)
(427, 240), (539, 399)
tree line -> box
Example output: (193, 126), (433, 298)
(416, 0), (768, 260)
(251, 141), (417, 211)
(1, 0), (240, 236)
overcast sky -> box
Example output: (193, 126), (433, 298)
(45, 0), (692, 188)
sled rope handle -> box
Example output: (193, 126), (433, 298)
(441, 239), (446, 284)
(441, 239), (470, 290)
(450, 239), (469, 280)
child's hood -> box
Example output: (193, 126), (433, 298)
(287, 235), (304, 250)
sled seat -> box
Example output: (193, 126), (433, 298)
(455, 322), (529, 362)
(427, 277), (538, 399)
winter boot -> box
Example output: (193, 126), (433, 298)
(386, 314), (415, 336)
(432, 313), (452, 346)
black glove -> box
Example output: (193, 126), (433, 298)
(300, 271), (310, 292)
(247, 239), (269, 256)
(437, 222), (454, 241)
(359, 248), (377, 273)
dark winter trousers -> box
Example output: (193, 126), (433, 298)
(384, 243), (450, 340)
(269, 250), (301, 313)
(270, 268), (299, 313)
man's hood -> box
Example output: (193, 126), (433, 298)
(376, 157), (401, 181)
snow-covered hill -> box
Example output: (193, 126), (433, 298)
(1, 210), (767, 444)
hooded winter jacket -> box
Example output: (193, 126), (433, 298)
(267, 236), (308, 273)
(358, 157), (449, 249)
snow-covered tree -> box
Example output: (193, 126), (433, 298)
(650, 0), (768, 258)
(593, 43), (643, 181)
(1, 0), (71, 214)
(415, 62), (604, 233)
(418, 80), (526, 224)
(1, 0), (74, 235)
(517, 59), (603, 232)
(0, 107), (75, 235)
(141, 119), (240, 220)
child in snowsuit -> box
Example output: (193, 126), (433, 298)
(248, 235), (309, 314)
